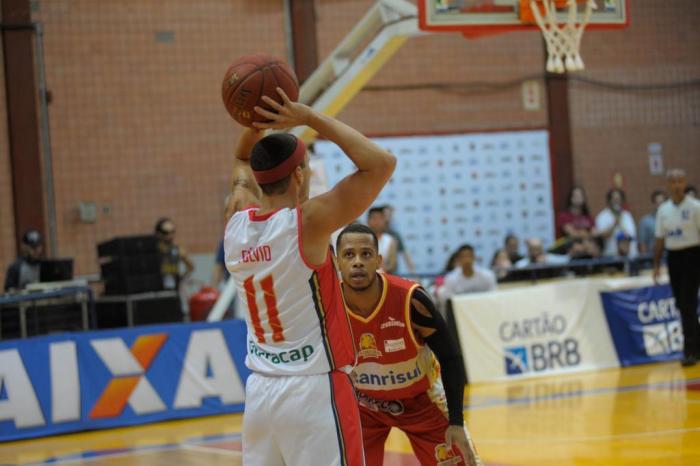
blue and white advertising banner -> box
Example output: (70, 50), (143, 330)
(600, 284), (686, 366)
(451, 279), (619, 383)
(0, 320), (250, 442)
(314, 130), (555, 274)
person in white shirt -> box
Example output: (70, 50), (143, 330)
(595, 188), (638, 258)
(367, 206), (398, 274)
(515, 237), (570, 268)
(438, 244), (496, 308)
(653, 169), (700, 367)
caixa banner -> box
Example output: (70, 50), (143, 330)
(600, 284), (696, 366)
(0, 320), (250, 442)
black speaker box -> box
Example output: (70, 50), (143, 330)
(97, 235), (158, 258)
(101, 254), (161, 278)
(104, 274), (163, 296)
(96, 295), (182, 329)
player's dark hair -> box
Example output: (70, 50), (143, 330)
(251, 133), (305, 195)
(504, 233), (518, 246)
(336, 223), (379, 253)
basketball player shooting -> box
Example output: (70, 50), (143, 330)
(224, 87), (396, 466)
(336, 224), (481, 466)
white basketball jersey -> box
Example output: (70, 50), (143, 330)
(225, 206), (355, 376)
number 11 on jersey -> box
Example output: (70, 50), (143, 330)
(243, 274), (284, 343)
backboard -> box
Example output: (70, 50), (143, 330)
(418, 0), (629, 34)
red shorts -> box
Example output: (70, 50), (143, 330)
(356, 390), (464, 466)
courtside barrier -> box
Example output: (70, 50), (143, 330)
(450, 276), (694, 383)
(450, 279), (619, 383)
(0, 320), (250, 442)
(600, 283), (697, 366)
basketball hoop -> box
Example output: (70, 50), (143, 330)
(528, 0), (596, 73)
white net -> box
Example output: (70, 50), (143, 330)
(529, 0), (596, 73)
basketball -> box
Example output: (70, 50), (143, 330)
(221, 54), (300, 127)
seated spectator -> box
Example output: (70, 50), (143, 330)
(490, 249), (513, 280)
(638, 190), (667, 255)
(430, 250), (460, 300)
(155, 218), (194, 291)
(490, 234), (522, 272)
(568, 237), (601, 260)
(367, 206), (398, 274)
(685, 185), (697, 199)
(515, 238), (570, 268)
(437, 244), (496, 307)
(595, 188), (638, 257)
(504, 233), (523, 264)
(4, 230), (44, 292)
(616, 232), (633, 258)
(557, 186), (595, 243)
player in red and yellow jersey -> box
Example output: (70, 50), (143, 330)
(337, 223), (481, 466)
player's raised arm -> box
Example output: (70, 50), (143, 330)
(253, 87), (396, 264)
(228, 127), (264, 213)
(299, 111), (396, 231)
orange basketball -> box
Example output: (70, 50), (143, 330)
(221, 54), (300, 128)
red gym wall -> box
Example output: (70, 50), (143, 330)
(0, 0), (698, 282)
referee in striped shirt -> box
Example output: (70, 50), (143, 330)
(653, 169), (700, 367)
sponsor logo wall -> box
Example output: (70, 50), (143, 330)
(314, 130), (555, 274)
(0, 320), (250, 442)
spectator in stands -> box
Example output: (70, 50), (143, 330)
(490, 249), (513, 280)
(568, 237), (601, 260)
(504, 233), (523, 264)
(3, 229), (44, 292)
(638, 190), (667, 255)
(382, 204), (416, 273)
(557, 186), (595, 241)
(437, 244), (496, 308)
(367, 206), (398, 274)
(515, 238), (569, 268)
(686, 185), (697, 199)
(615, 232), (633, 258)
(595, 188), (638, 257)
(155, 218), (194, 291)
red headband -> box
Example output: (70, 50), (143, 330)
(253, 138), (306, 185)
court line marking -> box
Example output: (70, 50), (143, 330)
(19, 446), (184, 466)
(18, 432), (243, 466)
(464, 377), (700, 410)
(180, 444), (242, 457)
(473, 426), (700, 444)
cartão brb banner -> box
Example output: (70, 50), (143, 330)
(0, 320), (250, 442)
(600, 284), (687, 366)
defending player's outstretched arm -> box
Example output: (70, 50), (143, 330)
(410, 287), (481, 466)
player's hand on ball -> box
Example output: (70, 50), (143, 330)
(446, 425), (482, 466)
(253, 87), (312, 130)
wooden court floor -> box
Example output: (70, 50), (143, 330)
(1, 362), (698, 466)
